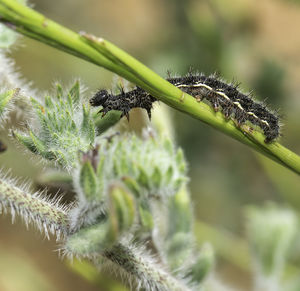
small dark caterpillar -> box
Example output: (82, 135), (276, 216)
(90, 74), (280, 143)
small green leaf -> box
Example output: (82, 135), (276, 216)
(56, 83), (63, 99)
(67, 93), (73, 111)
(0, 88), (19, 118)
(96, 155), (105, 177)
(165, 166), (174, 184)
(13, 131), (37, 153)
(29, 131), (46, 154)
(80, 162), (97, 200)
(176, 148), (184, 165)
(87, 120), (95, 143)
(70, 120), (77, 132)
(137, 166), (149, 189)
(138, 203), (153, 231)
(68, 80), (80, 104)
(107, 185), (135, 243)
(151, 167), (162, 188)
(44, 95), (54, 109)
(122, 176), (141, 198)
(81, 105), (95, 141)
(163, 138), (173, 153)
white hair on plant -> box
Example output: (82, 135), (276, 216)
(68, 200), (106, 232)
(0, 50), (37, 97)
(0, 87), (20, 124)
(0, 169), (71, 240)
(101, 237), (194, 291)
(0, 50), (38, 125)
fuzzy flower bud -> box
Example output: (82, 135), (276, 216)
(71, 133), (187, 233)
(92, 133), (187, 200)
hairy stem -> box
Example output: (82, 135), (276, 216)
(104, 243), (191, 291)
(0, 0), (300, 174)
(0, 177), (69, 239)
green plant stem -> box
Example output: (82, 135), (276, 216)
(1, 0), (300, 174)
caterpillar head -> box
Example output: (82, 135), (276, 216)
(90, 89), (110, 107)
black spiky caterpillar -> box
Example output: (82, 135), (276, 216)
(90, 74), (280, 143)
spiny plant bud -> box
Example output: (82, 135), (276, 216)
(14, 81), (95, 169)
(246, 203), (297, 280)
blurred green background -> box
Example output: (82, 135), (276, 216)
(1, 0), (300, 290)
